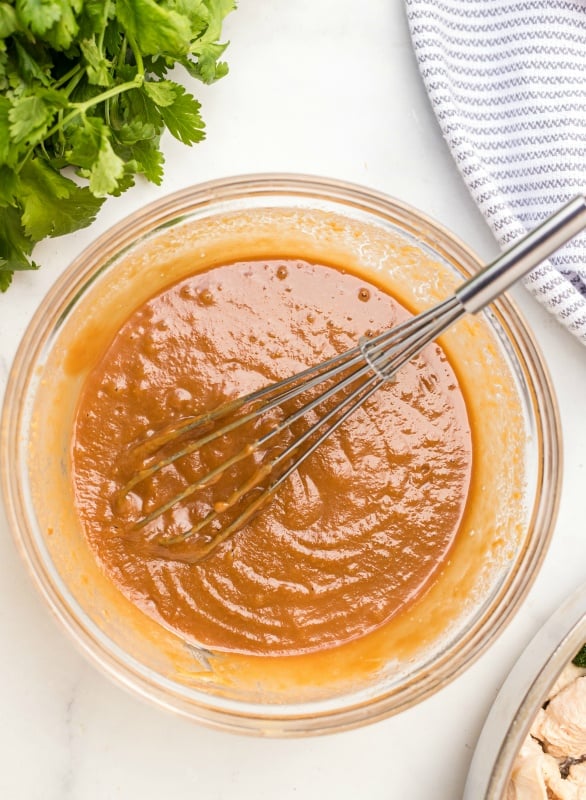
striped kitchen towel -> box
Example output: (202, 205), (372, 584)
(405, 0), (586, 345)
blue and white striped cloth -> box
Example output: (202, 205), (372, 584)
(406, 0), (586, 345)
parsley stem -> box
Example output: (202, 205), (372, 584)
(54, 64), (83, 90)
(63, 67), (85, 98)
(126, 35), (145, 76)
(16, 75), (145, 172)
(119, 36), (128, 69)
(57, 108), (65, 148)
(98, 0), (111, 52)
(44, 76), (143, 140)
(73, 76), (144, 112)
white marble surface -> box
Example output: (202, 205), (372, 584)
(0, 2), (585, 798)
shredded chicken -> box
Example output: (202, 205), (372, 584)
(569, 763), (586, 785)
(507, 737), (553, 800)
(507, 663), (586, 799)
(550, 665), (585, 698)
(533, 677), (586, 759)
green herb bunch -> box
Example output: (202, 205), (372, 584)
(0, 0), (234, 291)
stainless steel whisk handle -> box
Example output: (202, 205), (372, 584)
(455, 195), (586, 314)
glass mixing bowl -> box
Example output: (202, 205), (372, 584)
(0, 174), (561, 735)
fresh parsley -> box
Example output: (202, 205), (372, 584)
(0, 0), (234, 291)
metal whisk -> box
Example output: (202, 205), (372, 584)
(119, 197), (586, 562)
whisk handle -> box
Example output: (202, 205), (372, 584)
(455, 195), (586, 314)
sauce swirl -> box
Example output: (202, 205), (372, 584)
(72, 258), (472, 656)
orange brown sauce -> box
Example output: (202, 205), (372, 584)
(72, 258), (472, 657)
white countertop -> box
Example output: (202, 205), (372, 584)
(1, 2), (585, 798)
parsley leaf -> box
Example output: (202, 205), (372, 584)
(8, 92), (57, 144)
(13, 38), (53, 86)
(86, 124), (125, 196)
(116, 0), (191, 58)
(19, 156), (103, 239)
(573, 644), (586, 668)
(0, 165), (18, 206)
(185, 41), (229, 84)
(15, 0), (63, 36)
(0, 205), (38, 280)
(157, 85), (205, 145)
(65, 115), (126, 196)
(125, 137), (164, 184)
(47, 0), (83, 50)
(143, 79), (177, 107)
(0, 4), (18, 38)
(79, 39), (112, 87)
(0, 269), (13, 291)
(0, 96), (14, 164)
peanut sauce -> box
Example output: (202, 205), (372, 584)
(72, 258), (472, 657)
